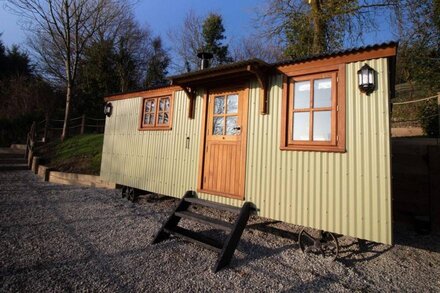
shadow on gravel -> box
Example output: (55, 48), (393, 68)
(223, 220), (300, 270)
(337, 240), (392, 266)
(247, 220), (299, 242)
(392, 227), (440, 253)
(1, 214), (137, 230)
(243, 219), (440, 267)
(35, 192), (138, 292)
(281, 272), (365, 292)
(243, 220), (392, 267)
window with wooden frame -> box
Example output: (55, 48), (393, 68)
(139, 95), (173, 130)
(281, 67), (345, 152)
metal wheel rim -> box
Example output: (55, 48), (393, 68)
(298, 229), (339, 260)
(127, 188), (134, 202)
(321, 232), (339, 261)
(299, 228), (317, 254)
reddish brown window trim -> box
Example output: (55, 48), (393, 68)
(280, 64), (346, 152)
(138, 93), (174, 131)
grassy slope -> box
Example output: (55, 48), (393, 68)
(49, 134), (104, 175)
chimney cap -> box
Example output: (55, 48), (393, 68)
(197, 51), (213, 59)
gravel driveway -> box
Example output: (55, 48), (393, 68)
(1, 170), (440, 292)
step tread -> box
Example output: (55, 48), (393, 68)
(175, 211), (233, 231)
(0, 165), (29, 171)
(0, 153), (25, 158)
(0, 148), (25, 155)
(164, 226), (223, 253)
(0, 159), (27, 163)
(184, 197), (241, 214)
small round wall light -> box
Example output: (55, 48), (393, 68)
(357, 63), (376, 95)
(104, 102), (113, 117)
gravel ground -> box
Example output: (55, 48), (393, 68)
(1, 170), (440, 292)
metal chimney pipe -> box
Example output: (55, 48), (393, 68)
(197, 51), (214, 70)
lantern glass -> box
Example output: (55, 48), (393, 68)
(368, 70), (373, 83)
(357, 64), (375, 94)
(362, 68), (370, 84)
(104, 103), (113, 117)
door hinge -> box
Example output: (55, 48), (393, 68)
(337, 76), (339, 82)
(337, 105), (339, 111)
(336, 135), (339, 142)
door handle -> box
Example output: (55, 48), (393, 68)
(233, 126), (241, 130)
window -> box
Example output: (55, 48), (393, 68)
(139, 95), (173, 130)
(281, 67), (345, 152)
(212, 94), (240, 136)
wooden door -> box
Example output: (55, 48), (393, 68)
(200, 87), (248, 199)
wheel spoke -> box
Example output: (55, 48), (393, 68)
(301, 231), (316, 242)
(321, 233), (339, 259)
(305, 246), (318, 254)
(300, 229), (320, 256)
(323, 243), (336, 250)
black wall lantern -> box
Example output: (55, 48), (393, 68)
(357, 63), (375, 95)
(104, 102), (113, 117)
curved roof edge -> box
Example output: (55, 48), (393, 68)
(274, 41), (398, 67)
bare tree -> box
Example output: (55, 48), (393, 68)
(231, 36), (284, 63)
(257, 0), (400, 57)
(168, 10), (204, 73)
(112, 16), (152, 92)
(6, 0), (131, 141)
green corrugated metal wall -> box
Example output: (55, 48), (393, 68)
(101, 90), (202, 195)
(101, 58), (392, 244)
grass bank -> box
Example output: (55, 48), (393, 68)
(44, 134), (104, 175)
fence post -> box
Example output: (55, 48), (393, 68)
(80, 114), (86, 135)
(30, 121), (36, 143)
(43, 118), (49, 143)
(437, 92), (440, 139)
(24, 133), (29, 160)
(428, 145), (440, 232)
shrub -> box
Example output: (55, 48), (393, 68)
(419, 101), (439, 137)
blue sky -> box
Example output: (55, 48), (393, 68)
(1, 0), (395, 52)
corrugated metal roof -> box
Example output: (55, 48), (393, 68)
(273, 41), (398, 66)
(169, 59), (270, 81)
(104, 82), (172, 99)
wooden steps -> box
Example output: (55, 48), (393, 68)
(174, 211), (234, 231)
(0, 148), (28, 171)
(164, 226), (223, 253)
(0, 164), (28, 171)
(0, 153), (25, 159)
(152, 190), (254, 272)
(184, 197), (241, 214)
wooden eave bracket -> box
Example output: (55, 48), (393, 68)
(247, 65), (268, 115)
(182, 86), (197, 119)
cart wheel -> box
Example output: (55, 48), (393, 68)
(121, 186), (128, 198)
(127, 187), (135, 202)
(298, 229), (339, 260)
(127, 187), (137, 202)
(320, 231), (339, 260)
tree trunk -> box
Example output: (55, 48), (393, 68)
(61, 0), (71, 142)
(61, 81), (72, 142)
(310, 0), (326, 54)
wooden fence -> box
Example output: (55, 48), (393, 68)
(25, 114), (106, 166)
(391, 92), (440, 130)
(37, 115), (105, 142)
